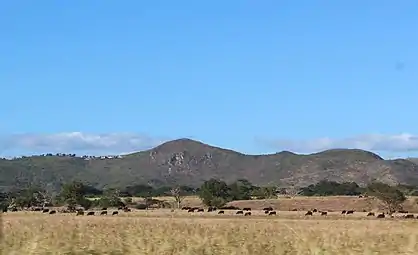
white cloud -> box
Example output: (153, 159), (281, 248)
(256, 133), (418, 153)
(0, 132), (167, 156)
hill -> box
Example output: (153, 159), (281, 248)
(1, 138), (418, 191)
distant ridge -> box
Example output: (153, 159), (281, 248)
(1, 138), (418, 191)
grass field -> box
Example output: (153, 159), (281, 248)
(2, 208), (418, 255)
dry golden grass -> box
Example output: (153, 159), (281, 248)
(2, 209), (418, 254)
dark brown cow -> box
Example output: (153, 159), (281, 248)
(243, 208), (251, 211)
(292, 209), (298, 211)
(42, 209), (49, 213)
(312, 209), (318, 213)
(398, 210), (408, 214)
(76, 211), (84, 216)
(197, 208), (204, 212)
(218, 210), (225, 214)
(101, 207), (107, 210)
(236, 210), (244, 215)
(49, 210), (56, 214)
(87, 211), (95, 216)
(263, 207), (273, 211)
(346, 210), (354, 214)
(188, 209), (194, 213)
(367, 212), (375, 216)
(404, 214), (414, 219)
(305, 211), (313, 216)
(112, 211), (119, 215)
(264, 210), (270, 214)
(268, 211), (277, 215)
(100, 211), (107, 215)
(376, 213), (385, 218)
(341, 210), (347, 214)
(244, 212), (251, 216)
(321, 211), (327, 216)
(123, 208), (131, 212)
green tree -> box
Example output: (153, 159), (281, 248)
(199, 178), (231, 207)
(96, 188), (124, 208)
(228, 179), (254, 200)
(367, 182), (407, 213)
(57, 181), (90, 211)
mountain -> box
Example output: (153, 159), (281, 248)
(1, 138), (418, 191)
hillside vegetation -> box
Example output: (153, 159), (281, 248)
(1, 138), (418, 191)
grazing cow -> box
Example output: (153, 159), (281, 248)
(292, 209), (298, 211)
(264, 210), (270, 214)
(33, 208), (41, 211)
(197, 208), (204, 212)
(76, 211), (84, 216)
(182, 206), (191, 210)
(207, 207), (216, 212)
(398, 210), (408, 214)
(404, 214), (414, 219)
(376, 213), (385, 218)
(112, 211), (118, 215)
(236, 210), (244, 215)
(188, 209), (194, 213)
(346, 210), (354, 215)
(268, 211), (277, 216)
(218, 210), (225, 214)
(312, 209), (318, 213)
(42, 209), (49, 213)
(101, 207), (107, 210)
(87, 212), (95, 216)
(305, 211), (313, 216)
(49, 210), (56, 214)
(358, 195), (363, 198)
(244, 212), (251, 216)
(341, 210), (346, 214)
(263, 207), (273, 211)
(321, 211), (327, 216)
(243, 207), (251, 211)
(100, 211), (107, 215)
(367, 212), (375, 216)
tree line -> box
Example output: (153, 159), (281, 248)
(0, 179), (415, 213)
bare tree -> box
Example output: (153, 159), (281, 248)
(284, 184), (302, 198)
(170, 186), (185, 209)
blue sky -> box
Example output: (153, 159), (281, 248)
(1, 1), (418, 158)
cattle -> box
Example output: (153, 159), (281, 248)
(100, 211), (107, 215)
(376, 213), (385, 218)
(123, 208), (131, 212)
(346, 210), (354, 215)
(42, 209), (49, 213)
(367, 212), (375, 216)
(188, 209), (194, 213)
(292, 209), (298, 211)
(404, 214), (414, 219)
(76, 211), (84, 216)
(243, 207), (251, 211)
(182, 206), (191, 210)
(264, 210), (270, 214)
(49, 210), (56, 214)
(197, 208), (204, 212)
(321, 211), (327, 216)
(236, 210), (244, 215)
(87, 212), (95, 216)
(312, 209), (318, 213)
(341, 210), (347, 214)
(398, 210), (409, 214)
(218, 210), (225, 214)
(268, 211), (277, 216)
(2, 207), (7, 213)
(11, 208), (18, 212)
(305, 211), (313, 216)
(101, 207), (107, 210)
(244, 212), (251, 216)
(112, 211), (119, 215)
(263, 207), (273, 211)
(33, 208), (42, 211)
(207, 207), (216, 212)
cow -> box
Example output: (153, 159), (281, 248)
(218, 210), (225, 214)
(341, 210), (347, 214)
(11, 208), (18, 212)
(346, 210), (354, 214)
(124, 208), (131, 212)
(101, 207), (107, 211)
(236, 210), (244, 215)
(321, 211), (327, 216)
(367, 212), (375, 216)
(376, 213), (385, 218)
(100, 211), (107, 215)
(197, 208), (204, 212)
(42, 209), (49, 213)
(112, 211), (119, 215)
(87, 212), (95, 216)
(244, 212), (251, 216)
(49, 210), (56, 214)
(404, 214), (414, 219)
(188, 209), (194, 213)
(305, 211), (313, 216)
(398, 210), (409, 214)
(182, 206), (191, 210)
(264, 210), (270, 214)
(243, 208), (251, 211)
(292, 209), (298, 211)
(312, 209), (318, 213)
(263, 207), (273, 211)
(76, 211), (84, 216)
(268, 211), (277, 216)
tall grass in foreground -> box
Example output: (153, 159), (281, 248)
(2, 214), (418, 255)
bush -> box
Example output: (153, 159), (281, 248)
(135, 203), (147, 210)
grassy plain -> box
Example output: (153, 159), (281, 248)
(3, 196), (418, 254)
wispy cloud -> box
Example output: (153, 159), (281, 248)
(0, 132), (167, 156)
(256, 133), (418, 153)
